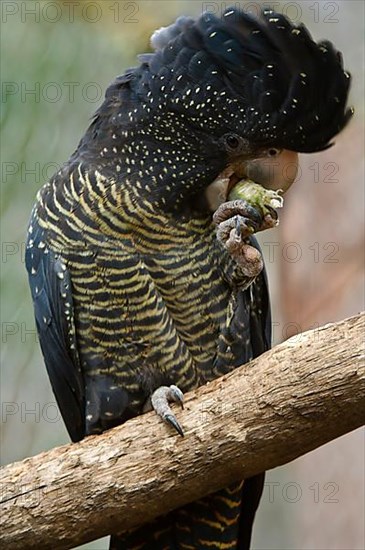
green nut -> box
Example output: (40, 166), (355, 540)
(228, 178), (284, 216)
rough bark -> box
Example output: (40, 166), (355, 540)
(1, 313), (364, 550)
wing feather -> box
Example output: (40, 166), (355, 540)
(26, 215), (85, 442)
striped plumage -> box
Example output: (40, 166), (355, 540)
(26, 7), (351, 549)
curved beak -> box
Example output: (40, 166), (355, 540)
(243, 150), (299, 193)
(204, 149), (299, 212)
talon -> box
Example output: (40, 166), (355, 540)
(151, 385), (185, 436)
(244, 217), (259, 233)
(264, 204), (278, 220)
(235, 216), (241, 236)
(213, 200), (263, 230)
(169, 384), (184, 409)
(165, 414), (184, 437)
(243, 203), (263, 226)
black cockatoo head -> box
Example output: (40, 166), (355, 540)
(83, 7), (353, 210)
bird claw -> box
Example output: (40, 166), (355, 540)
(165, 414), (184, 437)
(213, 203), (264, 277)
(235, 215), (241, 237)
(213, 199), (263, 229)
(214, 200), (263, 245)
(151, 384), (185, 436)
(264, 204), (278, 220)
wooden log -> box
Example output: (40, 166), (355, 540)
(1, 313), (364, 549)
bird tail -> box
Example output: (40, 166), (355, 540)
(109, 476), (264, 550)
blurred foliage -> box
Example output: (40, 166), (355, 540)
(1, 2), (364, 549)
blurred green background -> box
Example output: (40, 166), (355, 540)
(1, 1), (364, 549)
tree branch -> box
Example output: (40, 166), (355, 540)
(1, 313), (364, 549)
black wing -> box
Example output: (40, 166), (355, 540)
(25, 213), (85, 442)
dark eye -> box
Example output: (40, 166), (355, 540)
(225, 134), (240, 150)
(268, 148), (281, 157)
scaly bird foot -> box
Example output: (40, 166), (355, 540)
(213, 200), (268, 277)
(151, 385), (185, 436)
(213, 199), (277, 233)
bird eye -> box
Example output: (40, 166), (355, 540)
(267, 148), (282, 157)
(225, 134), (240, 150)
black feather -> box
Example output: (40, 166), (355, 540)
(25, 214), (84, 442)
(93, 6), (352, 154)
